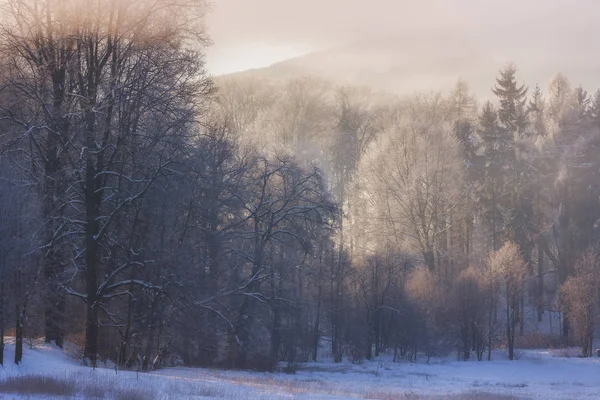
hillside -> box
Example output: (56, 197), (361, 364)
(221, 27), (600, 98)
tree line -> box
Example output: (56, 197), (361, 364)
(214, 65), (600, 364)
(0, 0), (599, 371)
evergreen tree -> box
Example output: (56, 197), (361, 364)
(493, 64), (535, 263)
(571, 89), (600, 256)
(528, 84), (551, 320)
(477, 101), (511, 251)
(492, 63), (529, 135)
(589, 90), (600, 129)
(528, 84), (547, 137)
(455, 120), (482, 264)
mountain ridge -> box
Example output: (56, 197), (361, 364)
(217, 27), (600, 98)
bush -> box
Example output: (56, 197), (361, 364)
(244, 354), (278, 372)
(282, 361), (298, 374)
(341, 345), (363, 364)
(516, 332), (565, 349)
(560, 247), (600, 358)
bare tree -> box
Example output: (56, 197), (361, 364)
(0, 158), (40, 365)
(488, 242), (527, 360)
(271, 78), (333, 164)
(227, 154), (336, 368)
(451, 267), (487, 361)
(215, 77), (276, 146)
(405, 266), (438, 360)
(356, 250), (412, 360)
(371, 94), (461, 275)
(561, 247), (600, 357)
(0, 0), (213, 366)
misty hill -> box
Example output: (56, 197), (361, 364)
(222, 27), (600, 98)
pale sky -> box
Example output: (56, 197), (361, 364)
(205, 0), (597, 75)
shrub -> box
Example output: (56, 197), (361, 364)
(282, 361), (299, 374)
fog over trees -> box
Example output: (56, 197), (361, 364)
(1, 0), (600, 372)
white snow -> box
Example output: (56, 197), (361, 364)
(1, 339), (600, 399)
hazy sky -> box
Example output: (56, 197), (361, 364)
(205, 0), (596, 75)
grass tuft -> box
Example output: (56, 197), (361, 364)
(0, 375), (75, 397)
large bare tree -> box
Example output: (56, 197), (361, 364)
(0, 0), (212, 366)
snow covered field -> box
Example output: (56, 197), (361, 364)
(1, 340), (600, 399)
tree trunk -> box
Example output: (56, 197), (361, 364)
(0, 280), (4, 366)
(312, 308), (321, 362)
(83, 183), (100, 366)
(331, 277), (338, 360)
(492, 186), (498, 252)
(375, 309), (383, 357)
(466, 211), (472, 266)
(142, 294), (161, 372)
(487, 286), (494, 362)
(15, 304), (23, 365)
(229, 230), (264, 368)
(270, 302), (281, 364)
(507, 290), (516, 361)
(424, 248), (436, 273)
(118, 287), (134, 368)
(42, 177), (66, 348)
(83, 178), (101, 366)
(0, 323), (3, 366)
(42, 57), (69, 349)
(365, 310), (373, 360)
(333, 195), (344, 363)
(205, 224), (221, 364)
(44, 277), (65, 348)
(230, 296), (253, 368)
(270, 263), (283, 365)
(562, 310), (570, 340)
(83, 73), (102, 365)
(557, 182), (571, 340)
(519, 287), (524, 336)
(537, 235), (544, 322)
(312, 254), (322, 362)
(507, 307), (513, 361)
(586, 329), (593, 358)
(332, 277), (344, 363)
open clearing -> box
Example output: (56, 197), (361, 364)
(1, 341), (599, 399)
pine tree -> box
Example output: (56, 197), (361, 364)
(454, 120), (481, 265)
(492, 63), (529, 135)
(492, 64), (534, 264)
(572, 89), (600, 254)
(450, 80), (479, 269)
(528, 84), (550, 320)
(589, 90), (600, 129)
(477, 101), (511, 251)
(528, 84), (547, 137)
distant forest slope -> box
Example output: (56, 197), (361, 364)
(220, 26), (600, 98)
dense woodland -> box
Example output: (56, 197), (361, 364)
(1, 0), (600, 372)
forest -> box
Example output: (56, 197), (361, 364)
(1, 0), (600, 373)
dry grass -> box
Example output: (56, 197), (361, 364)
(365, 388), (411, 399)
(0, 374), (159, 400)
(0, 375), (75, 397)
(516, 332), (567, 349)
(0, 367), (530, 400)
(114, 387), (154, 400)
(365, 391), (524, 400)
(80, 383), (108, 399)
(200, 373), (529, 400)
(206, 373), (331, 396)
(435, 393), (523, 399)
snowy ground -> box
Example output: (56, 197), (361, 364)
(1, 340), (600, 399)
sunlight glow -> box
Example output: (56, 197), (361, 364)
(206, 42), (315, 75)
